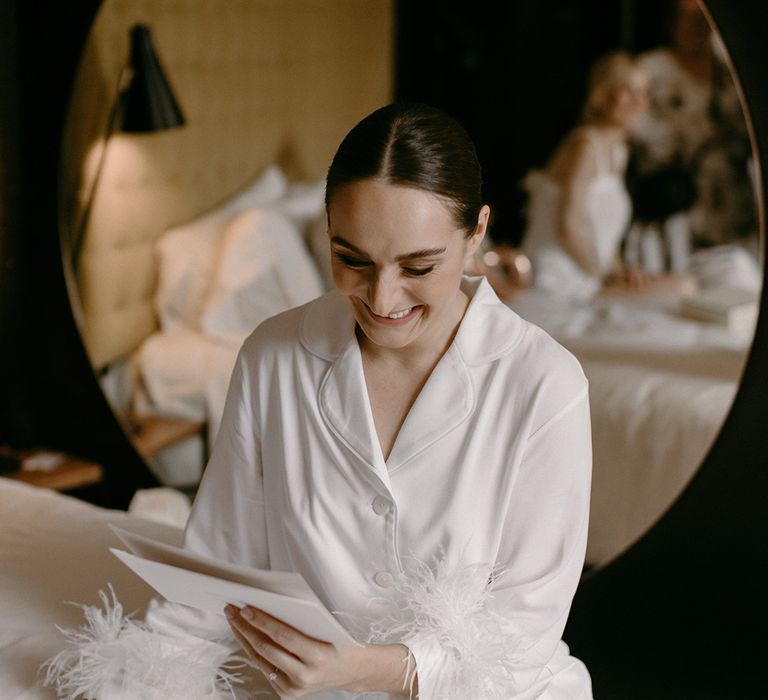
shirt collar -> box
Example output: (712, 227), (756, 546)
(298, 275), (525, 366)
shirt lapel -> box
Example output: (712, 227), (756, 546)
(385, 344), (474, 472)
(318, 337), (393, 490)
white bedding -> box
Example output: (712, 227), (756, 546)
(127, 167), (330, 486)
(0, 478), (180, 699)
(508, 290), (750, 566)
(133, 328), (240, 444)
(0, 479), (280, 699)
(133, 281), (750, 566)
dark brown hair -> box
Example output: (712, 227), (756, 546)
(325, 103), (484, 237)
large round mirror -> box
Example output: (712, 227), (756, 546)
(60, 0), (760, 576)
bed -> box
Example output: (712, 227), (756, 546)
(127, 254), (755, 568)
(507, 287), (754, 566)
(0, 477), (173, 699)
(0, 477), (283, 699)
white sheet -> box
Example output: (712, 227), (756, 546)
(507, 290), (750, 566)
(0, 479), (279, 699)
(0, 478), (180, 699)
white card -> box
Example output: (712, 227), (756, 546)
(110, 525), (315, 601)
(108, 530), (359, 647)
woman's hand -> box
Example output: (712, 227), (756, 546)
(225, 605), (415, 698)
(620, 265), (653, 289)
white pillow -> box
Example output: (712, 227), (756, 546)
(200, 207), (325, 345)
(154, 165), (288, 331)
(273, 179), (333, 290)
(274, 179), (326, 222)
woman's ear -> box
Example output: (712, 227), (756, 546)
(465, 205), (490, 259)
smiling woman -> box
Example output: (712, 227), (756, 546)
(46, 102), (594, 699)
(183, 102), (594, 698)
(326, 104), (490, 465)
(328, 182), (483, 349)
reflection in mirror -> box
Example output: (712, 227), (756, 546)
(473, 0), (761, 569)
(61, 0), (759, 570)
(60, 0), (393, 494)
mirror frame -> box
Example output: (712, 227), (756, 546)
(1, 0), (764, 693)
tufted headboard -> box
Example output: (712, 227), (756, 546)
(61, 0), (393, 369)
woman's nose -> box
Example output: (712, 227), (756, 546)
(368, 270), (400, 314)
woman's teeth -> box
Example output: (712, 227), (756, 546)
(383, 307), (414, 319)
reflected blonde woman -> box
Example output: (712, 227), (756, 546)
(521, 50), (695, 301)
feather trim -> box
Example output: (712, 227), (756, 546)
(43, 586), (250, 700)
(364, 555), (526, 700)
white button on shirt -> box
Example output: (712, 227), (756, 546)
(181, 276), (594, 699)
(371, 495), (390, 515)
(373, 571), (394, 588)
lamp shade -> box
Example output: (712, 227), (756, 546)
(120, 24), (185, 133)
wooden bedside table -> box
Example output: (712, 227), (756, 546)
(1, 448), (103, 492)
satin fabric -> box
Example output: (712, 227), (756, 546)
(165, 276), (593, 699)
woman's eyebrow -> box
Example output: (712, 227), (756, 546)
(330, 236), (446, 261)
(395, 247), (446, 261)
(330, 236), (368, 256)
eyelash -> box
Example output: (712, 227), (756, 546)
(333, 253), (436, 277)
(403, 266), (435, 277)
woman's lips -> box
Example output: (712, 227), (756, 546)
(363, 302), (423, 326)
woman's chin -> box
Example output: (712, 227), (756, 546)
(355, 316), (424, 350)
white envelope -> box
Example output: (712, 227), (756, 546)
(108, 528), (358, 647)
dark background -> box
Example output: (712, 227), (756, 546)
(1, 0), (767, 696)
(396, 0), (677, 244)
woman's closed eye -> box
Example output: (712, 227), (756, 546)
(334, 251), (436, 277)
(402, 265), (436, 277)
(334, 252), (372, 269)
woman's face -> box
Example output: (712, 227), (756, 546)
(605, 69), (649, 131)
(327, 179), (487, 352)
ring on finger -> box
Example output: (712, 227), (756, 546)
(268, 666), (279, 682)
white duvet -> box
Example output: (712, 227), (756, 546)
(508, 290), (750, 566)
(0, 478), (179, 699)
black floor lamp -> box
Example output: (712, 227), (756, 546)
(70, 23), (185, 265)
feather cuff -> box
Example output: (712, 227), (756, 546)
(43, 586), (249, 700)
(365, 556), (526, 700)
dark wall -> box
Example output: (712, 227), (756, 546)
(396, 0), (675, 244)
(0, 0), (27, 444)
